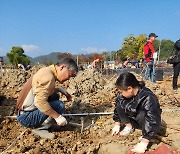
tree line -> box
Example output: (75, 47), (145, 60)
(6, 34), (175, 67)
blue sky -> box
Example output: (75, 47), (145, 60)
(0, 0), (180, 57)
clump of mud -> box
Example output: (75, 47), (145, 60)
(0, 65), (44, 99)
(63, 69), (116, 114)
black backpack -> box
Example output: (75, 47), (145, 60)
(144, 42), (152, 58)
(167, 39), (180, 64)
(167, 55), (180, 64)
(174, 39), (180, 50)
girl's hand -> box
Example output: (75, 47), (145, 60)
(131, 140), (149, 153)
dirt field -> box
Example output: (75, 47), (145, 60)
(0, 68), (180, 154)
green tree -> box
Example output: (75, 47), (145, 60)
(120, 34), (174, 61)
(7, 47), (30, 66)
(121, 34), (147, 60)
(102, 51), (117, 61)
(135, 34), (147, 59)
(110, 51), (117, 61)
(116, 49), (126, 62)
(57, 52), (74, 59)
(121, 34), (136, 58)
(153, 39), (174, 60)
(159, 40), (174, 60)
(102, 51), (111, 61)
(153, 39), (160, 51)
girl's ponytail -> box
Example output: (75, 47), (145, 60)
(138, 80), (145, 87)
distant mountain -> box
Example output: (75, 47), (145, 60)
(30, 52), (62, 64)
(2, 52), (95, 65)
(1, 52), (62, 65)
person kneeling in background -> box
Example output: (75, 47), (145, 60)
(112, 72), (161, 153)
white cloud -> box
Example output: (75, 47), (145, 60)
(21, 44), (40, 53)
(81, 47), (107, 54)
(21, 44), (41, 57)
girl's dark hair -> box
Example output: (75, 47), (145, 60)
(115, 72), (145, 90)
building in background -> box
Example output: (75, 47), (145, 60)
(104, 61), (115, 69)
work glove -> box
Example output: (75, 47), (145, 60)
(120, 126), (134, 136)
(55, 115), (67, 126)
(131, 141), (148, 153)
(112, 125), (120, 136)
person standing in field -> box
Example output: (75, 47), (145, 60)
(172, 39), (180, 90)
(144, 33), (158, 83)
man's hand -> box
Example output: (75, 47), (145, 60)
(64, 92), (72, 101)
(55, 115), (67, 126)
(59, 87), (67, 95)
(59, 87), (72, 101)
(131, 141), (149, 153)
(147, 61), (153, 66)
(112, 124), (120, 136)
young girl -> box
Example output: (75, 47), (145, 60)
(112, 72), (161, 153)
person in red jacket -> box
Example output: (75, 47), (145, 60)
(144, 33), (158, 83)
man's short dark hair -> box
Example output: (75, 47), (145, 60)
(148, 33), (158, 38)
(56, 57), (78, 72)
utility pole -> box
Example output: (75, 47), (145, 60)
(76, 54), (79, 66)
(158, 40), (161, 62)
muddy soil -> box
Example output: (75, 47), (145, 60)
(0, 67), (180, 154)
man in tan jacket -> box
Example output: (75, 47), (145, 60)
(16, 57), (78, 138)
